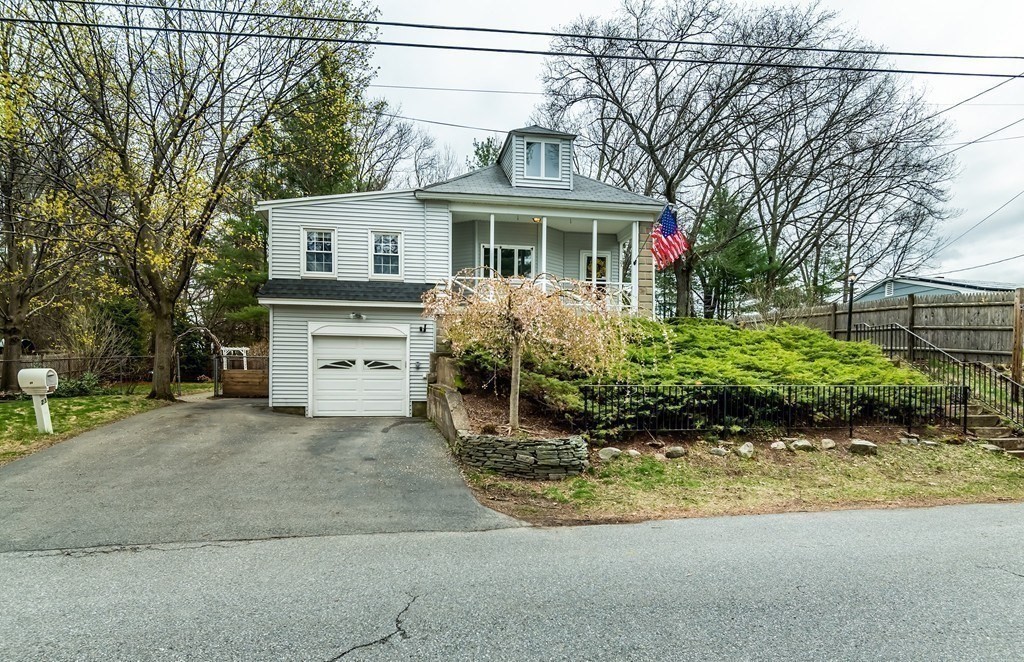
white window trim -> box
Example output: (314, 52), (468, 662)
(368, 230), (404, 281)
(480, 243), (536, 278)
(301, 227), (337, 279)
(580, 250), (612, 282)
(523, 140), (562, 181)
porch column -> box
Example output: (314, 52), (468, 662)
(489, 213), (496, 278)
(631, 220), (640, 313)
(591, 219), (598, 286)
(540, 217), (548, 276)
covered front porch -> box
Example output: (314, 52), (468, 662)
(450, 209), (647, 311)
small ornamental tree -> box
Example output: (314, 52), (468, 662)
(422, 270), (628, 432)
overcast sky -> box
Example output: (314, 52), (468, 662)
(371, 0), (1024, 287)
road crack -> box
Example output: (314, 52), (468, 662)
(978, 564), (1024, 579)
(326, 594), (419, 660)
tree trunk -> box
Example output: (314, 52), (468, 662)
(1, 325), (23, 392)
(509, 338), (522, 431)
(674, 258), (694, 318)
(149, 305), (176, 400)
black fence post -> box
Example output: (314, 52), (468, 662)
(962, 385), (969, 435)
(848, 386), (854, 438)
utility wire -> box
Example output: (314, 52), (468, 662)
(369, 83), (545, 96)
(44, 0), (1024, 62)
(937, 114), (1024, 157)
(933, 187), (1024, 253)
(924, 250), (1024, 276)
(4, 15), (1024, 79)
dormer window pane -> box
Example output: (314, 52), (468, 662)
(544, 143), (560, 178)
(525, 141), (542, 177)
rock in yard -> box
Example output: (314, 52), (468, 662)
(665, 446), (687, 459)
(820, 438), (836, 451)
(626, 449), (642, 458)
(770, 441), (787, 451)
(980, 444), (1005, 453)
(734, 442), (754, 459)
(646, 440), (665, 449)
(849, 439), (878, 456)
(899, 437), (920, 446)
(709, 447), (729, 457)
(597, 447), (623, 461)
(653, 453), (667, 461)
(920, 440), (940, 448)
(790, 439), (816, 452)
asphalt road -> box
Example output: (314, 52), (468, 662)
(0, 399), (513, 553)
(2, 503), (1023, 661)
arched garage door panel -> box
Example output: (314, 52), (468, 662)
(312, 335), (407, 416)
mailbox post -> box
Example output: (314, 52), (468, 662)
(18, 368), (59, 434)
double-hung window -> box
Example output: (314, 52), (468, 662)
(525, 141), (561, 179)
(303, 229), (335, 276)
(371, 231), (402, 278)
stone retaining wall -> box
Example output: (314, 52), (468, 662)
(428, 384), (589, 480)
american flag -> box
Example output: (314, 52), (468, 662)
(650, 206), (688, 269)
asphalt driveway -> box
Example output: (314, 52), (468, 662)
(0, 399), (515, 552)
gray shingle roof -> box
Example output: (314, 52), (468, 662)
(509, 125), (577, 139)
(259, 279), (432, 303)
(896, 276), (1022, 291)
(417, 165), (663, 208)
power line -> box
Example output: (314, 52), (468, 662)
(5, 15), (1024, 80)
(45, 1), (1024, 62)
(369, 84), (545, 96)
(934, 187), (1024, 253)
(937, 114), (1024, 157)
(925, 250), (1024, 276)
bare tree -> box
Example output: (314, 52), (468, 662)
(0, 20), (94, 389)
(542, 0), (954, 313)
(24, 0), (377, 399)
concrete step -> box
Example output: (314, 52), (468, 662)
(970, 426), (1012, 438)
(978, 438), (1024, 451)
(1007, 450), (1024, 460)
(966, 414), (1002, 427)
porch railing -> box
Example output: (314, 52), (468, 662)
(436, 275), (637, 312)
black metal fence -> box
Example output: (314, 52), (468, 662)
(853, 323), (1023, 427)
(581, 384), (969, 435)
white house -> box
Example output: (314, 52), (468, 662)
(256, 126), (663, 417)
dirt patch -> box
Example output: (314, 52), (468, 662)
(461, 391), (574, 438)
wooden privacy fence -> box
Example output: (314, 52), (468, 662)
(217, 355), (269, 397)
(777, 289), (1024, 380)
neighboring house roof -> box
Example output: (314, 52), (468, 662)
(416, 164), (663, 209)
(855, 275), (1023, 301)
(258, 279), (433, 303)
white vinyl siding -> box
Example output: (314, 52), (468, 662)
(499, 140), (517, 187)
(268, 191), (450, 282)
(451, 221), (475, 274)
(269, 304), (434, 412)
(544, 228), (565, 277)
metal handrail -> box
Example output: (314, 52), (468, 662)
(855, 322), (1023, 426)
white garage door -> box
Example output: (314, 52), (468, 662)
(312, 335), (407, 416)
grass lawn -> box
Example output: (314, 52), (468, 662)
(0, 383), (214, 466)
(467, 439), (1024, 525)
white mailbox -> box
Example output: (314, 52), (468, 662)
(18, 368), (59, 396)
(18, 368), (59, 434)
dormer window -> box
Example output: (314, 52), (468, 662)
(525, 141), (561, 179)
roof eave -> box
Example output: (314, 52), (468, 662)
(414, 190), (664, 212)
